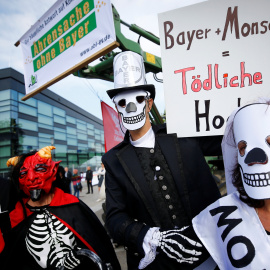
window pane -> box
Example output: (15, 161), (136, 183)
(87, 123), (94, 130)
(38, 114), (53, 125)
(67, 134), (76, 139)
(66, 115), (76, 124)
(54, 115), (66, 125)
(39, 123), (53, 130)
(39, 137), (52, 144)
(19, 103), (37, 116)
(87, 129), (94, 136)
(0, 100), (17, 107)
(18, 118), (38, 131)
(67, 126), (76, 135)
(0, 111), (10, 122)
(68, 153), (77, 162)
(77, 122), (86, 131)
(88, 139), (95, 150)
(53, 107), (65, 117)
(18, 93), (36, 107)
(11, 90), (17, 101)
(67, 138), (77, 146)
(0, 90), (10, 100)
(78, 133), (87, 140)
(40, 133), (54, 139)
(54, 144), (67, 157)
(0, 100), (11, 106)
(78, 143), (88, 152)
(0, 105), (11, 112)
(19, 135), (38, 147)
(54, 131), (66, 141)
(0, 146), (10, 156)
(38, 101), (52, 116)
(54, 127), (65, 133)
(39, 142), (50, 149)
(11, 111), (18, 119)
(0, 158), (10, 169)
(0, 138), (10, 146)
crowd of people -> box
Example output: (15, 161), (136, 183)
(1, 50), (270, 270)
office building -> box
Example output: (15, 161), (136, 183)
(0, 68), (105, 178)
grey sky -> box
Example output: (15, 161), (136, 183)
(0, 0), (203, 119)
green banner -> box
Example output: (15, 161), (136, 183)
(33, 12), (96, 72)
(31, 0), (94, 58)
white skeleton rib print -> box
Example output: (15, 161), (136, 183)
(26, 209), (80, 269)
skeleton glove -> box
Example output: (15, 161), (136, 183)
(157, 226), (203, 265)
(62, 248), (81, 269)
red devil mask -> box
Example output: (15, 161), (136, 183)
(17, 146), (60, 198)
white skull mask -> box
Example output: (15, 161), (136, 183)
(233, 103), (270, 199)
(113, 90), (150, 131)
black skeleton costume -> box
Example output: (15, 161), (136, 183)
(102, 51), (222, 269)
(0, 147), (120, 270)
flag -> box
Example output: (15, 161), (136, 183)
(101, 101), (125, 152)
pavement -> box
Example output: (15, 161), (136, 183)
(78, 181), (127, 270)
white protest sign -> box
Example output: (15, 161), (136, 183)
(158, 0), (270, 137)
(17, 0), (118, 100)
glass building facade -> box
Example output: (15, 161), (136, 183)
(0, 68), (105, 178)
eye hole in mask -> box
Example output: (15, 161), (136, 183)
(136, 96), (145, 104)
(266, 135), (270, 146)
(238, 140), (247, 157)
(118, 99), (126, 108)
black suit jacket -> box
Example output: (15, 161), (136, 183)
(86, 170), (93, 181)
(102, 124), (222, 269)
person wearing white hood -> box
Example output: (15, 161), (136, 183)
(102, 51), (223, 270)
(193, 98), (270, 270)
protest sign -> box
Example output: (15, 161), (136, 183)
(158, 0), (270, 137)
(16, 0), (118, 100)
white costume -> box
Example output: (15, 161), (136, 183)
(193, 100), (270, 270)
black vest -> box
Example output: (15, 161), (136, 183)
(134, 142), (190, 230)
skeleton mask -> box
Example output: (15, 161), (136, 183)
(233, 103), (270, 199)
(113, 89), (150, 131)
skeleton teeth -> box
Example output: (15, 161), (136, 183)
(244, 172), (270, 187)
(123, 111), (145, 124)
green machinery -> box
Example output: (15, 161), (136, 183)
(73, 4), (164, 124)
(73, 4), (226, 194)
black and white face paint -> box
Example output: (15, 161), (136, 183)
(113, 90), (150, 131)
(233, 104), (270, 199)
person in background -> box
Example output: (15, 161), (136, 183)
(64, 166), (72, 194)
(0, 146), (121, 269)
(72, 168), (81, 199)
(54, 165), (70, 193)
(86, 166), (93, 194)
(97, 163), (105, 192)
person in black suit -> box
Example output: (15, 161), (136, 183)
(102, 51), (222, 270)
(64, 166), (72, 194)
(86, 166), (93, 194)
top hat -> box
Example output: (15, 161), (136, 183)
(107, 51), (155, 100)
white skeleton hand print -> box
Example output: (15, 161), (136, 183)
(157, 226), (202, 264)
